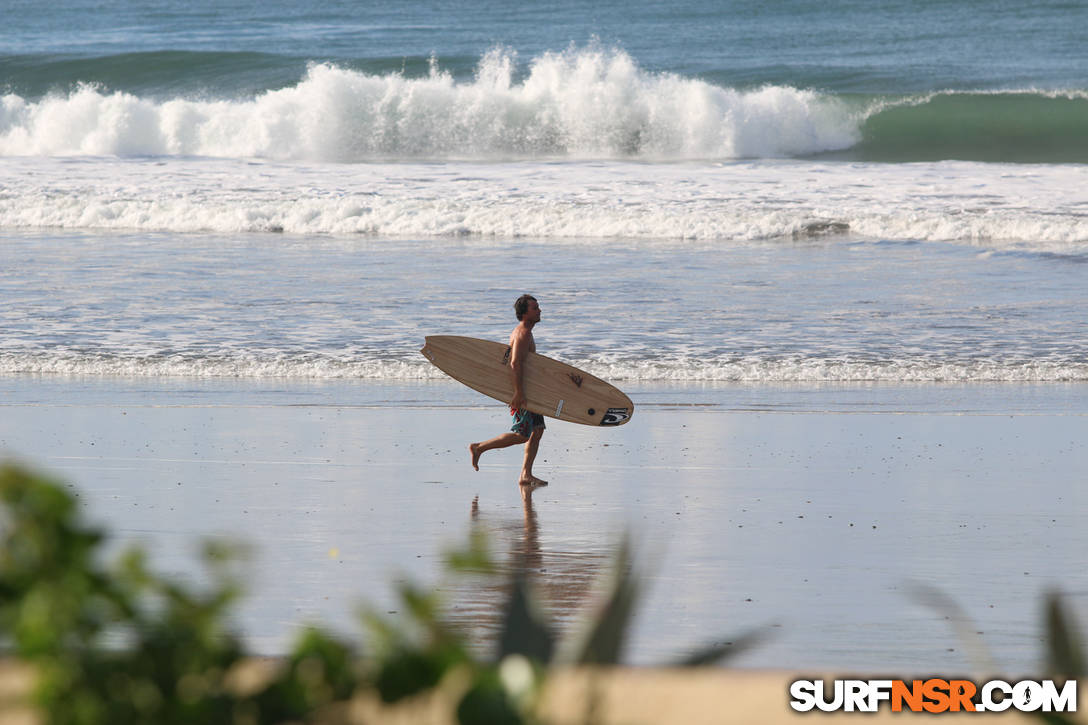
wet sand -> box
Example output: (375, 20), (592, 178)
(1, 377), (1086, 677)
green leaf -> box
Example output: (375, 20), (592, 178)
(1045, 590), (1085, 678)
(906, 582), (996, 672)
(373, 648), (448, 703)
(399, 582), (441, 627)
(445, 528), (497, 575)
(564, 535), (639, 666)
(670, 627), (769, 667)
(456, 672), (523, 725)
(497, 574), (554, 664)
(249, 627), (360, 720)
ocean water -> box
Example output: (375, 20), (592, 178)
(2, 1), (1088, 384)
(4, 0), (1088, 676)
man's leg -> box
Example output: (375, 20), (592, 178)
(519, 426), (547, 485)
(469, 432), (528, 471)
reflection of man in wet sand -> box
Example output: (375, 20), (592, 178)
(518, 481), (542, 570)
(469, 294), (548, 487)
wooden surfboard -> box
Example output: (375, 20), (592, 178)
(420, 335), (633, 427)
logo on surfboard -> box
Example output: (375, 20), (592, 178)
(600, 407), (630, 426)
(568, 373), (584, 387)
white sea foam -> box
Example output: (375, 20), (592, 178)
(3, 352), (1086, 382)
(0, 353), (436, 380)
(1, 155), (1087, 249)
(3, 45), (1086, 249)
(0, 48), (859, 160)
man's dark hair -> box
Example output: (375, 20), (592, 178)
(514, 294), (537, 321)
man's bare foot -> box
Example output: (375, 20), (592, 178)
(469, 443), (482, 471)
(519, 475), (548, 487)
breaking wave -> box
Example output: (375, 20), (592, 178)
(0, 48), (859, 161)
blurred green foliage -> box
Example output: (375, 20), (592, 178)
(0, 463), (757, 724)
(913, 581), (1083, 724)
(0, 463), (359, 724)
(1, 462), (1081, 723)
(1039, 591), (1084, 725)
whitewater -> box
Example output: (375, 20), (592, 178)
(1, 50), (862, 160)
(2, 155), (1088, 251)
(4, 49), (1088, 163)
(3, 49), (1087, 249)
(2, 46), (1086, 385)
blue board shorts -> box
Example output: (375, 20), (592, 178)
(511, 409), (546, 438)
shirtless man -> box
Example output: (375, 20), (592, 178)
(469, 294), (548, 486)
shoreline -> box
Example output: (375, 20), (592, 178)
(2, 376), (1086, 674)
(5, 374), (1088, 413)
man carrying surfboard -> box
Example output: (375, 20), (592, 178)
(469, 294), (548, 486)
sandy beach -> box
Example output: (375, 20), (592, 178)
(2, 376), (1085, 680)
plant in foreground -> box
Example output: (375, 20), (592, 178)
(0, 463), (759, 725)
(0, 462), (361, 724)
(364, 528), (764, 723)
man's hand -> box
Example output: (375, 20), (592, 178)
(510, 390), (526, 413)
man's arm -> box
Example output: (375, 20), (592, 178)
(509, 330), (529, 412)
